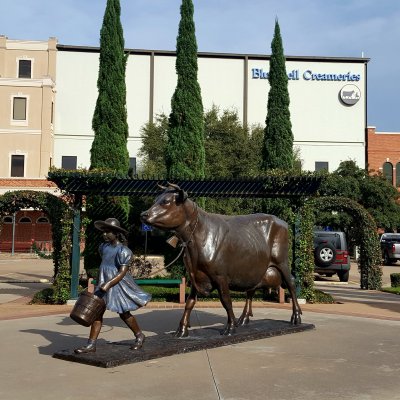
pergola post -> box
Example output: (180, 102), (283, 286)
(70, 194), (82, 300)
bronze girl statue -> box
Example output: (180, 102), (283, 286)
(74, 218), (151, 353)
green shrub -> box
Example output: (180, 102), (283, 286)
(31, 287), (55, 304)
(31, 241), (53, 259)
(390, 273), (400, 287)
(309, 289), (335, 304)
(142, 285), (282, 303)
(142, 285), (185, 302)
(86, 268), (99, 279)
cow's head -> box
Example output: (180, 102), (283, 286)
(140, 183), (189, 230)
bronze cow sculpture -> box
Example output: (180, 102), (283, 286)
(141, 183), (302, 337)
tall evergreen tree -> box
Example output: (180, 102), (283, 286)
(85, 0), (130, 273)
(261, 20), (294, 222)
(166, 0), (205, 179)
(90, 0), (129, 171)
(262, 19), (293, 171)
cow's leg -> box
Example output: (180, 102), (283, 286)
(276, 264), (302, 325)
(237, 289), (255, 326)
(216, 279), (237, 335)
(174, 285), (197, 338)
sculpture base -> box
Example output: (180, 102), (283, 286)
(53, 319), (315, 368)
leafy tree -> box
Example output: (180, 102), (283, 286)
(166, 0), (205, 179)
(203, 106), (263, 215)
(262, 19), (293, 171)
(85, 0), (130, 271)
(137, 114), (168, 176)
(318, 160), (400, 231)
(204, 106), (258, 179)
(248, 125), (264, 175)
(138, 107), (264, 215)
(359, 172), (400, 231)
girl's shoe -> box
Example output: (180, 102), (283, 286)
(130, 333), (145, 350)
(74, 341), (96, 354)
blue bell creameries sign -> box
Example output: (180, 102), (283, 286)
(252, 68), (361, 82)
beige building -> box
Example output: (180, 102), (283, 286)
(0, 36), (57, 184)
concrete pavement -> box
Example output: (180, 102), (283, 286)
(1, 307), (400, 400)
(1, 256), (400, 399)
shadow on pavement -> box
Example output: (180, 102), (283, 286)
(19, 309), (228, 356)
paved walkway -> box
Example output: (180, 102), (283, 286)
(1, 256), (399, 322)
(1, 256), (400, 399)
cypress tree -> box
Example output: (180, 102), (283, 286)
(90, 0), (129, 171)
(85, 0), (130, 272)
(166, 0), (205, 179)
(261, 20), (294, 222)
(262, 19), (293, 171)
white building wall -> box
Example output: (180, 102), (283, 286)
(153, 55), (176, 118)
(198, 57), (244, 116)
(247, 58), (366, 171)
(54, 48), (367, 173)
(126, 54), (151, 157)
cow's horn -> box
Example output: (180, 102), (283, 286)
(167, 182), (181, 191)
(157, 183), (168, 190)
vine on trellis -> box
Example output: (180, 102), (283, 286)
(294, 196), (382, 301)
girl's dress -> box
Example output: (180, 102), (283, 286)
(96, 242), (151, 313)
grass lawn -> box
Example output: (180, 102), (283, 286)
(141, 285), (280, 303)
(381, 286), (400, 295)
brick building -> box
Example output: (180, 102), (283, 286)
(0, 179), (57, 253)
(0, 210), (52, 252)
(367, 127), (400, 187)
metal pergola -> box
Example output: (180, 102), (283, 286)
(48, 174), (322, 299)
(49, 175), (322, 198)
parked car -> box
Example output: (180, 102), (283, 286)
(380, 233), (400, 265)
(313, 231), (351, 282)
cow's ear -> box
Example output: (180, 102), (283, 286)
(176, 189), (188, 204)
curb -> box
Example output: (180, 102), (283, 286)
(0, 279), (50, 284)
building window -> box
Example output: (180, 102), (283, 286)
(11, 155), (25, 177)
(129, 157), (137, 175)
(13, 97), (27, 120)
(315, 162), (329, 172)
(18, 59), (32, 78)
(19, 217), (32, 223)
(383, 162), (393, 184)
(396, 163), (400, 187)
(37, 217), (50, 223)
(61, 156), (77, 170)
(2, 216), (13, 224)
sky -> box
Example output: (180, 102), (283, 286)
(1, 0), (399, 131)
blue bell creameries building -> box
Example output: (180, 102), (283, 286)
(54, 45), (368, 174)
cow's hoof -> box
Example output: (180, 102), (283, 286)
(290, 312), (302, 325)
(221, 325), (236, 336)
(237, 315), (250, 326)
(174, 327), (189, 338)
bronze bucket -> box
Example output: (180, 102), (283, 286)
(70, 290), (106, 327)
